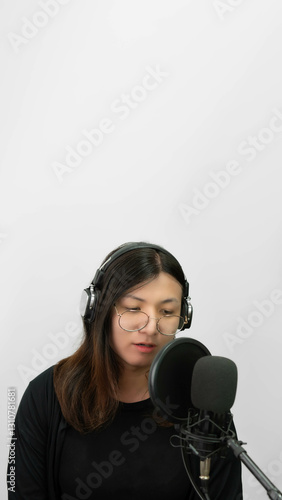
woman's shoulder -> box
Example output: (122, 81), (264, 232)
(20, 365), (57, 414)
(28, 364), (55, 389)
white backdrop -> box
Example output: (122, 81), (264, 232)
(1, 1), (282, 498)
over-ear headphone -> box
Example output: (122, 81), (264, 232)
(79, 242), (193, 330)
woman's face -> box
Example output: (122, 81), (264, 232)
(110, 272), (183, 372)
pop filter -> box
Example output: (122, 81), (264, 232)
(149, 337), (211, 424)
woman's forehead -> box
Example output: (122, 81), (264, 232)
(120, 272), (182, 300)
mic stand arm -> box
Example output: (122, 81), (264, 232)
(227, 438), (282, 500)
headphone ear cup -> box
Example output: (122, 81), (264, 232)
(80, 285), (98, 323)
(180, 297), (193, 330)
(187, 297), (193, 328)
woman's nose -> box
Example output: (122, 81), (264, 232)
(141, 315), (159, 334)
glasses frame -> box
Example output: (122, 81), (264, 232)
(113, 304), (186, 336)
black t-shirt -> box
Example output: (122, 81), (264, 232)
(59, 398), (191, 500)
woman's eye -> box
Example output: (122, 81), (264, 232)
(162, 310), (173, 315)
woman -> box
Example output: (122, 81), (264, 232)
(7, 241), (242, 499)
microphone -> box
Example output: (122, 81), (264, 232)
(191, 355), (238, 414)
(182, 355), (238, 496)
(190, 358), (282, 500)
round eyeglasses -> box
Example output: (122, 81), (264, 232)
(114, 304), (186, 336)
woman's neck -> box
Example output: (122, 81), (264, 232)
(117, 367), (150, 403)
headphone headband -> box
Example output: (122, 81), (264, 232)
(91, 242), (188, 296)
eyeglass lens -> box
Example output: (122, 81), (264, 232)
(119, 310), (183, 335)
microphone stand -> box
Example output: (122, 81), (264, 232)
(227, 438), (282, 500)
(176, 415), (282, 500)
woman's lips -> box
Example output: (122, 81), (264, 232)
(133, 343), (156, 353)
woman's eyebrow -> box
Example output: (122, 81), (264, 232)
(123, 294), (180, 304)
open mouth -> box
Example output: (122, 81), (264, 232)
(135, 343), (156, 347)
(134, 343), (157, 352)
